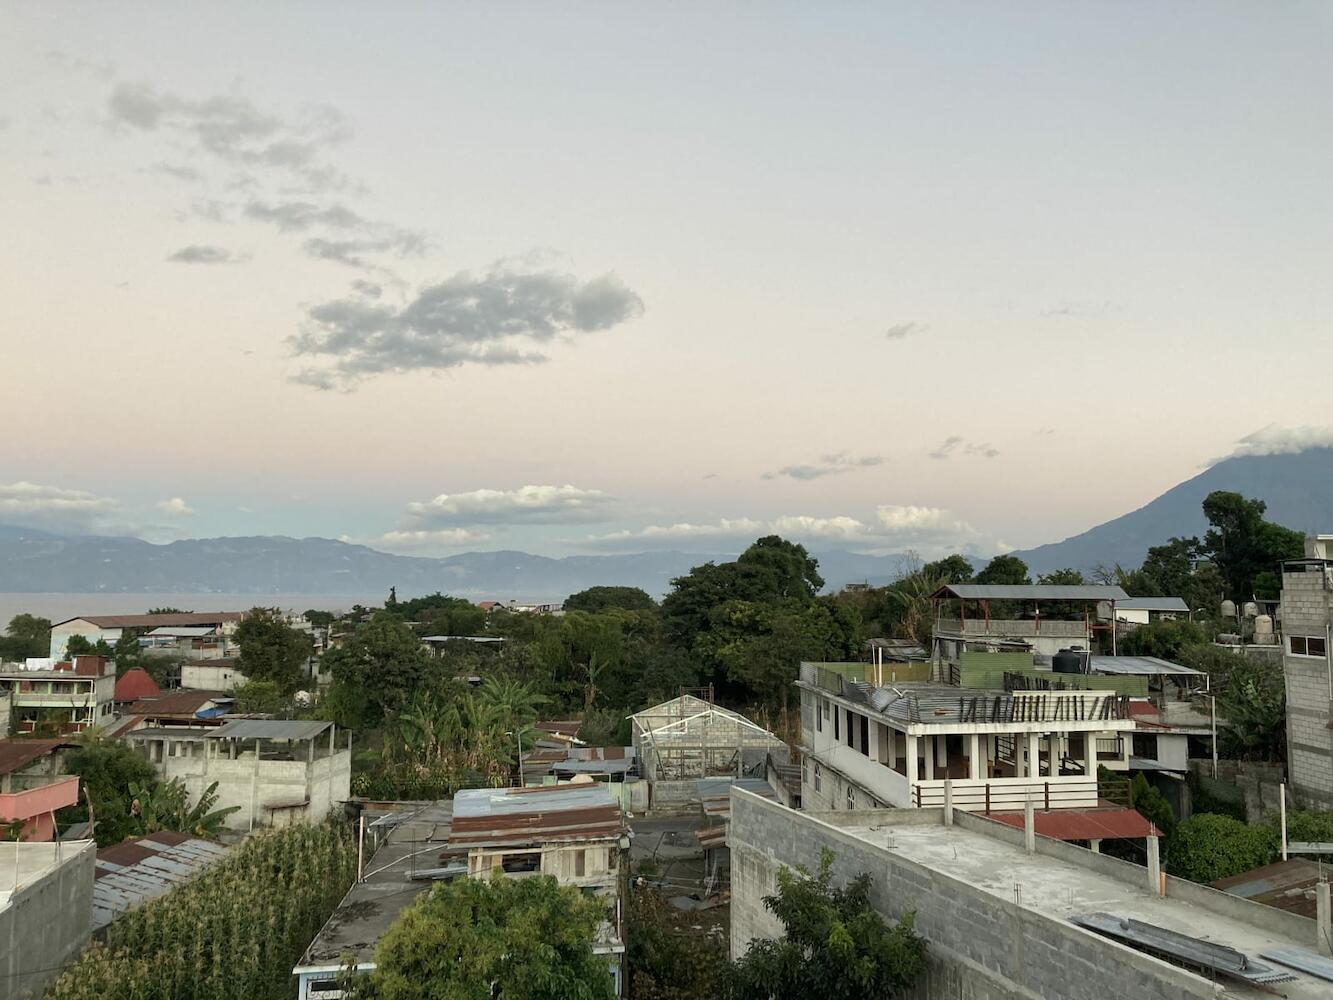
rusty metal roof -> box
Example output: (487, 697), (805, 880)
(1212, 859), (1324, 920)
(982, 807), (1159, 841)
(127, 690), (228, 717)
(448, 784), (622, 850)
(93, 830), (229, 930)
(0, 739), (66, 775)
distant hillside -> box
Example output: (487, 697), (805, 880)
(1011, 447), (1333, 574)
(0, 527), (921, 602)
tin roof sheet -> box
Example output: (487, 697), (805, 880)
(0, 739), (66, 775)
(1211, 859), (1324, 920)
(1088, 656), (1203, 676)
(697, 777), (777, 819)
(933, 584), (1129, 601)
(983, 807), (1159, 841)
(56, 612), (245, 629)
(448, 784), (622, 849)
(207, 719), (333, 741)
(92, 830), (228, 930)
(1114, 597), (1190, 612)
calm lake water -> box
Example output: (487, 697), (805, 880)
(0, 593), (383, 624)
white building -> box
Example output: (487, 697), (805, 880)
(1108, 597), (1190, 625)
(48, 612), (245, 659)
(798, 662), (1136, 815)
(0, 655), (116, 734)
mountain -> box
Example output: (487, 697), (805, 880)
(1011, 447), (1333, 575)
(0, 527), (920, 602)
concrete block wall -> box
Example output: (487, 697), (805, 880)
(0, 840), (95, 1000)
(730, 793), (1220, 1000)
(1280, 567), (1333, 809)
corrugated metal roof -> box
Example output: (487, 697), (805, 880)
(448, 784), (622, 849)
(144, 625), (219, 637)
(127, 690), (227, 716)
(0, 739), (65, 775)
(56, 612), (245, 629)
(933, 584), (1130, 601)
(983, 807), (1159, 841)
(1115, 597), (1190, 612)
(93, 830), (228, 930)
(114, 668), (161, 702)
(697, 777), (777, 819)
(1088, 656), (1203, 676)
(1212, 859), (1323, 920)
(207, 719), (333, 741)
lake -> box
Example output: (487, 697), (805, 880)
(0, 593), (383, 624)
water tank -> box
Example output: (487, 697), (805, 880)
(1253, 615), (1274, 640)
(1221, 600), (1237, 618)
(1053, 648), (1087, 674)
(1033, 653), (1053, 670)
(1242, 601), (1259, 618)
(1217, 632), (1241, 645)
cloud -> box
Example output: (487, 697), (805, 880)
(928, 436), (998, 460)
(243, 200), (365, 232)
(152, 162), (202, 182)
(289, 265), (645, 389)
(884, 321), (923, 341)
(0, 481), (118, 530)
(1039, 300), (1121, 319)
(591, 518), (765, 544)
(1220, 424), (1333, 461)
(402, 485), (616, 528)
(763, 452), (884, 481)
(166, 244), (246, 265)
(106, 82), (351, 192)
(156, 497), (195, 516)
(350, 280), (382, 299)
(376, 528), (491, 551)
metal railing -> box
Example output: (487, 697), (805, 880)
(911, 776), (1099, 812)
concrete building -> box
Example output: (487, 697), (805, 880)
(0, 739), (79, 841)
(730, 788), (1331, 998)
(179, 657), (247, 693)
(1280, 535), (1333, 809)
(930, 583), (1129, 660)
(0, 839), (96, 1000)
(48, 612), (245, 659)
(630, 694), (787, 811)
(0, 655), (116, 734)
(1110, 596), (1190, 625)
(798, 662), (1137, 815)
(124, 719), (351, 831)
(446, 783), (629, 994)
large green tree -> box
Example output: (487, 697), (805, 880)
(323, 612), (436, 723)
(351, 875), (615, 1000)
(0, 613), (51, 661)
(1199, 491), (1304, 603)
(236, 607), (314, 694)
(58, 738), (159, 846)
(921, 554), (973, 584)
(565, 586), (658, 613)
(728, 849), (927, 999)
(974, 554), (1031, 586)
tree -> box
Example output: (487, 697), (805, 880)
(304, 609), (336, 629)
(627, 887), (726, 1000)
(921, 554), (973, 584)
(728, 849), (926, 999)
(323, 612), (436, 722)
(236, 607), (314, 694)
(129, 777), (239, 839)
(974, 554), (1031, 586)
(736, 536), (824, 600)
(65, 634), (115, 658)
(350, 874), (615, 1000)
(565, 586), (658, 613)
(1215, 656), (1286, 762)
(1117, 619), (1207, 660)
(231, 679), (290, 714)
(1199, 491), (1304, 603)
(1037, 568), (1084, 585)
(0, 613), (51, 661)
(1169, 814), (1278, 883)
(58, 738), (159, 846)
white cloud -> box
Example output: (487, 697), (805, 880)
(929, 436), (999, 460)
(769, 515), (867, 539)
(884, 321), (924, 340)
(593, 518), (765, 544)
(402, 485), (615, 528)
(762, 453), (883, 481)
(377, 528), (491, 550)
(156, 497), (195, 516)
(1223, 424), (1333, 460)
(0, 481), (118, 529)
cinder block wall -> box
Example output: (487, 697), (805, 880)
(1279, 568), (1333, 809)
(0, 841), (95, 1000)
(729, 793), (1218, 1000)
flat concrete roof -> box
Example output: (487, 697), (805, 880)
(0, 840), (96, 909)
(839, 818), (1327, 998)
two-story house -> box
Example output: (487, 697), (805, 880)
(0, 655), (116, 733)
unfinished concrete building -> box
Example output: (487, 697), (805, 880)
(1281, 534), (1333, 810)
(630, 694), (787, 810)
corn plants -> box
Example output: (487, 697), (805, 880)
(45, 820), (356, 1000)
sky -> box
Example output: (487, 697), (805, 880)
(2, 3), (1332, 560)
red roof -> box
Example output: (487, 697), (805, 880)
(983, 807), (1159, 841)
(0, 739), (66, 775)
(1127, 701), (1161, 719)
(127, 690), (227, 717)
(114, 668), (161, 703)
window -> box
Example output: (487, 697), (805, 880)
(1290, 636), (1328, 658)
(813, 763), (822, 792)
(846, 786), (856, 809)
(574, 849), (586, 877)
(499, 851), (541, 874)
(1132, 733), (1159, 761)
(845, 709), (854, 747)
(833, 708), (839, 741)
(816, 698), (823, 733)
(859, 715), (870, 757)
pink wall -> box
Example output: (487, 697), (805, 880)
(0, 776), (80, 842)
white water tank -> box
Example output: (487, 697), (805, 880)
(1221, 600), (1237, 618)
(1242, 601), (1259, 618)
(1253, 615), (1274, 641)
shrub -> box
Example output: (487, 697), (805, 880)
(1168, 813), (1278, 883)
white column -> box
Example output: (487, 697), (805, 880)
(1089, 839), (1101, 854)
(1317, 881), (1331, 957)
(923, 736), (935, 780)
(968, 733), (982, 780)
(1024, 797), (1035, 854)
(1084, 731), (1096, 777)
(1025, 733), (1040, 778)
(906, 734), (918, 801)
(1146, 836), (1161, 896)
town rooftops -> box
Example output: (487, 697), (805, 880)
(0, 739), (67, 775)
(93, 830), (229, 931)
(114, 667), (161, 703)
(1114, 597), (1190, 613)
(819, 681), (1135, 729)
(1088, 655), (1204, 676)
(448, 783), (622, 850)
(1212, 859), (1326, 920)
(53, 612), (245, 629)
(127, 689), (229, 717)
(207, 719), (334, 742)
(931, 584), (1130, 602)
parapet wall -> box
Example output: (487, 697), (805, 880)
(729, 793), (1218, 1000)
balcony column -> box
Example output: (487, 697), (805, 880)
(968, 733), (982, 780)
(1025, 733), (1040, 778)
(906, 734), (918, 792)
(1085, 731), (1096, 777)
(1047, 732), (1059, 778)
(923, 736), (935, 780)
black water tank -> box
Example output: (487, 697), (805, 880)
(1053, 648), (1086, 674)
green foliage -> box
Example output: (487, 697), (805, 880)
(65, 634), (115, 658)
(58, 738), (159, 846)
(566, 586), (658, 613)
(46, 820), (356, 1000)
(1117, 619), (1207, 659)
(627, 887), (726, 1000)
(1199, 491), (1304, 604)
(1214, 656), (1286, 762)
(1130, 774), (1175, 839)
(129, 777), (240, 839)
(236, 607), (313, 694)
(1187, 773), (1247, 822)
(1168, 813), (1278, 883)
(323, 612), (436, 723)
(303, 609), (336, 629)
(231, 679), (290, 714)
(921, 554), (973, 584)
(974, 554), (1031, 586)
(350, 874), (614, 1000)
(1038, 568), (1085, 585)
(728, 849), (927, 999)
(0, 613), (51, 661)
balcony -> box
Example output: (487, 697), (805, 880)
(911, 776), (1099, 812)
(0, 776), (80, 841)
(935, 619), (1090, 639)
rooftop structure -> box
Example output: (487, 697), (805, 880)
(0, 738), (79, 841)
(93, 830), (229, 931)
(448, 783), (624, 851)
(49, 612), (245, 659)
(0, 655), (116, 734)
(931, 583), (1131, 659)
(1212, 859), (1327, 921)
(113, 667), (160, 703)
(0, 839), (96, 999)
(125, 688), (230, 721)
(730, 788), (1331, 999)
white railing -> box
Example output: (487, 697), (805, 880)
(934, 619), (1089, 638)
(911, 776), (1099, 812)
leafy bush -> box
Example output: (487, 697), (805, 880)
(46, 820), (355, 1000)
(628, 887), (725, 1000)
(1168, 813), (1278, 883)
